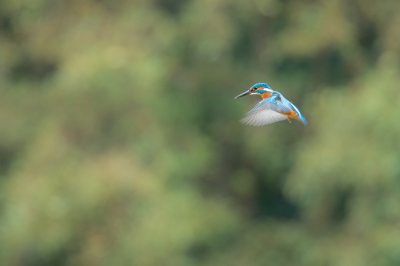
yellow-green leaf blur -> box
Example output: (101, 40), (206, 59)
(0, 0), (399, 265)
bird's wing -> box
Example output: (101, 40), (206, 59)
(240, 97), (292, 126)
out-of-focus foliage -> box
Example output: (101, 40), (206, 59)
(0, 0), (399, 265)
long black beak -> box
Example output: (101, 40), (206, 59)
(235, 90), (251, 99)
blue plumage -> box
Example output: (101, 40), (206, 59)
(250, 83), (271, 89)
(235, 84), (307, 126)
(288, 100), (308, 125)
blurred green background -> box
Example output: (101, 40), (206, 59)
(1, 0), (400, 265)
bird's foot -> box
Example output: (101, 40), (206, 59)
(287, 117), (291, 123)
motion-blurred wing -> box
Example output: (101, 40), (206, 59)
(240, 109), (287, 126)
(240, 97), (292, 126)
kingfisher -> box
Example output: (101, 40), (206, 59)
(235, 83), (307, 126)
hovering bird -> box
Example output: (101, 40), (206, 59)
(235, 83), (307, 126)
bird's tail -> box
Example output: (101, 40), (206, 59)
(290, 103), (308, 125)
(298, 114), (308, 125)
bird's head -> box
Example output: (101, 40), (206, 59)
(235, 83), (274, 99)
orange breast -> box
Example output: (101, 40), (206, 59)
(280, 110), (299, 118)
(288, 110), (300, 120)
(260, 91), (273, 99)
